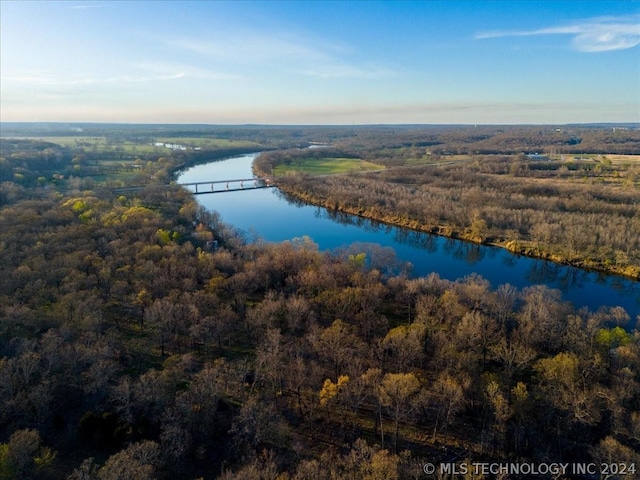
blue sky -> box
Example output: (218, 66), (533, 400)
(1, 0), (639, 124)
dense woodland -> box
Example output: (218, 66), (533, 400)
(1, 124), (640, 479)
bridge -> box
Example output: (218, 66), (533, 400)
(114, 178), (274, 195)
(181, 178), (273, 194)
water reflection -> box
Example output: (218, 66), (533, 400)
(526, 259), (560, 285)
(393, 229), (438, 253)
(557, 265), (587, 292)
(525, 259), (589, 292)
(322, 208), (389, 234)
(501, 254), (518, 268)
(443, 238), (486, 265)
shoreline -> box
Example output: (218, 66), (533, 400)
(272, 181), (640, 282)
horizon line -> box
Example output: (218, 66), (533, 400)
(2, 121), (639, 128)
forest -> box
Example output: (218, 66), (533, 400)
(1, 124), (639, 479)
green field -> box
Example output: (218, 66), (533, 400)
(273, 157), (384, 176)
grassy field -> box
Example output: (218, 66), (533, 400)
(273, 157), (384, 176)
(603, 154), (640, 164)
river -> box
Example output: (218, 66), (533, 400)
(177, 153), (640, 322)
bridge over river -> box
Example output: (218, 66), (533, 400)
(114, 178), (273, 195)
(181, 178), (273, 194)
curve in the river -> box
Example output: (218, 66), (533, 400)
(177, 153), (640, 321)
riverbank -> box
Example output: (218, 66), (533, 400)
(273, 181), (640, 281)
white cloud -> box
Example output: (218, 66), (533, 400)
(132, 62), (241, 81)
(295, 64), (399, 79)
(476, 15), (640, 52)
(159, 29), (394, 80)
(2, 71), (185, 86)
(164, 30), (335, 64)
(1, 61), (242, 88)
(67, 4), (107, 9)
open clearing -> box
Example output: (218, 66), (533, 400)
(604, 154), (640, 164)
(273, 157), (385, 176)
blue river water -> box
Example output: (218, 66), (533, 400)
(177, 153), (640, 322)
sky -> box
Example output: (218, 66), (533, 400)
(1, 0), (639, 125)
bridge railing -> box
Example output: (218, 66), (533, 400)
(180, 178), (272, 194)
(114, 178), (273, 195)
